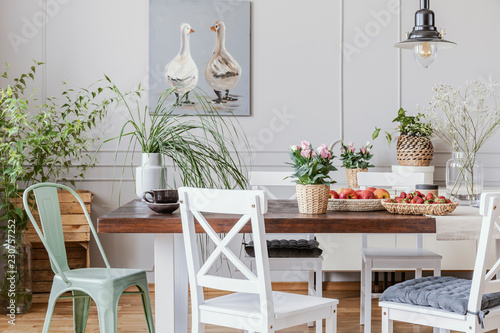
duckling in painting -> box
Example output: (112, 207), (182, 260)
(205, 20), (241, 104)
(165, 23), (198, 105)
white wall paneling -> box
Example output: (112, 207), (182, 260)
(2, 0), (500, 278)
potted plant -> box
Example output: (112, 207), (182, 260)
(287, 141), (337, 214)
(0, 62), (116, 314)
(339, 142), (374, 188)
(424, 79), (500, 206)
(105, 83), (249, 197)
(372, 108), (433, 166)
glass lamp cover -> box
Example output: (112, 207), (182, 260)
(412, 42), (438, 68)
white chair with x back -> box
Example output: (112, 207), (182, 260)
(178, 187), (338, 332)
(379, 192), (500, 332)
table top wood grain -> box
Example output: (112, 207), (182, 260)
(97, 199), (436, 234)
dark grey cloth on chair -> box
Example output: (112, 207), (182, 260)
(380, 276), (500, 314)
(245, 239), (322, 258)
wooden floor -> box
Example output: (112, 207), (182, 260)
(0, 284), (491, 332)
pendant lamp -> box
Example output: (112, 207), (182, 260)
(395, 0), (456, 68)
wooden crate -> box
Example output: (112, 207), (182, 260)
(12, 190), (92, 293)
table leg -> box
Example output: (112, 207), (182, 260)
(154, 234), (188, 333)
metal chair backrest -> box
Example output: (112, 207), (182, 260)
(23, 183), (110, 285)
(178, 187), (273, 319)
(468, 193), (500, 313)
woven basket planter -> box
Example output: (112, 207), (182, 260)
(296, 184), (329, 214)
(396, 135), (434, 166)
(345, 168), (368, 189)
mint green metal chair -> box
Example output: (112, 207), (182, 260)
(23, 183), (155, 333)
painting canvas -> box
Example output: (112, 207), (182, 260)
(149, 1), (251, 116)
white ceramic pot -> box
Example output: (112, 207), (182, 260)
(135, 153), (167, 198)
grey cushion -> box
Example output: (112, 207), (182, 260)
(380, 276), (500, 314)
(245, 239), (322, 258)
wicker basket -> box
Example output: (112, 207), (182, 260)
(382, 201), (459, 216)
(396, 135), (434, 166)
(327, 199), (385, 212)
(345, 168), (368, 188)
(296, 184), (329, 214)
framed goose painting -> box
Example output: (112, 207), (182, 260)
(149, 0), (251, 116)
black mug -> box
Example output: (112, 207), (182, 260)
(143, 189), (178, 204)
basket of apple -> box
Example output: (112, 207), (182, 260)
(382, 191), (459, 216)
(327, 187), (389, 212)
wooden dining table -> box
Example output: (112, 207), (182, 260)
(97, 199), (436, 332)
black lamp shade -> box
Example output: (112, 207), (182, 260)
(395, 0), (456, 49)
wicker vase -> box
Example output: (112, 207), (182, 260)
(396, 135), (434, 166)
(345, 168), (368, 189)
(296, 184), (329, 214)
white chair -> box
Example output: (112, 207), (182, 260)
(379, 193), (500, 333)
(357, 172), (442, 333)
(178, 187), (338, 332)
(248, 171), (323, 332)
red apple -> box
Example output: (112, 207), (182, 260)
(373, 188), (390, 199)
(358, 190), (375, 199)
(356, 190), (363, 196)
(366, 187), (377, 193)
(339, 188), (358, 199)
(329, 190), (339, 199)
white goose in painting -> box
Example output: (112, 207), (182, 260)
(205, 20), (241, 104)
(165, 23), (198, 105)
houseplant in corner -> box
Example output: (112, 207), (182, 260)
(372, 108), (433, 166)
(339, 142), (374, 188)
(288, 141), (337, 214)
(0, 62), (116, 314)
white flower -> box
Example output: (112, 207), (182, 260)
(290, 145), (298, 151)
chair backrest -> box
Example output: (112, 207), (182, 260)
(359, 172), (425, 248)
(178, 187), (274, 323)
(468, 193), (500, 313)
(248, 171), (296, 200)
(23, 183), (110, 284)
(357, 172), (425, 191)
(249, 171), (314, 240)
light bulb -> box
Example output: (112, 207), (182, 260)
(412, 42), (438, 68)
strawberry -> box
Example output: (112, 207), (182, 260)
(425, 193), (435, 201)
(437, 198), (446, 204)
(410, 198), (417, 204)
(415, 191), (423, 197)
(395, 197), (403, 203)
(424, 200), (432, 204)
(399, 191), (407, 198)
(416, 196), (424, 204)
(386, 199), (393, 203)
(446, 199), (451, 203)
(406, 193), (413, 200)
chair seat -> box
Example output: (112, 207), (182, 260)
(55, 268), (145, 285)
(200, 291), (337, 320)
(362, 247), (442, 260)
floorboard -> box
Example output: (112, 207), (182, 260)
(0, 284), (493, 332)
